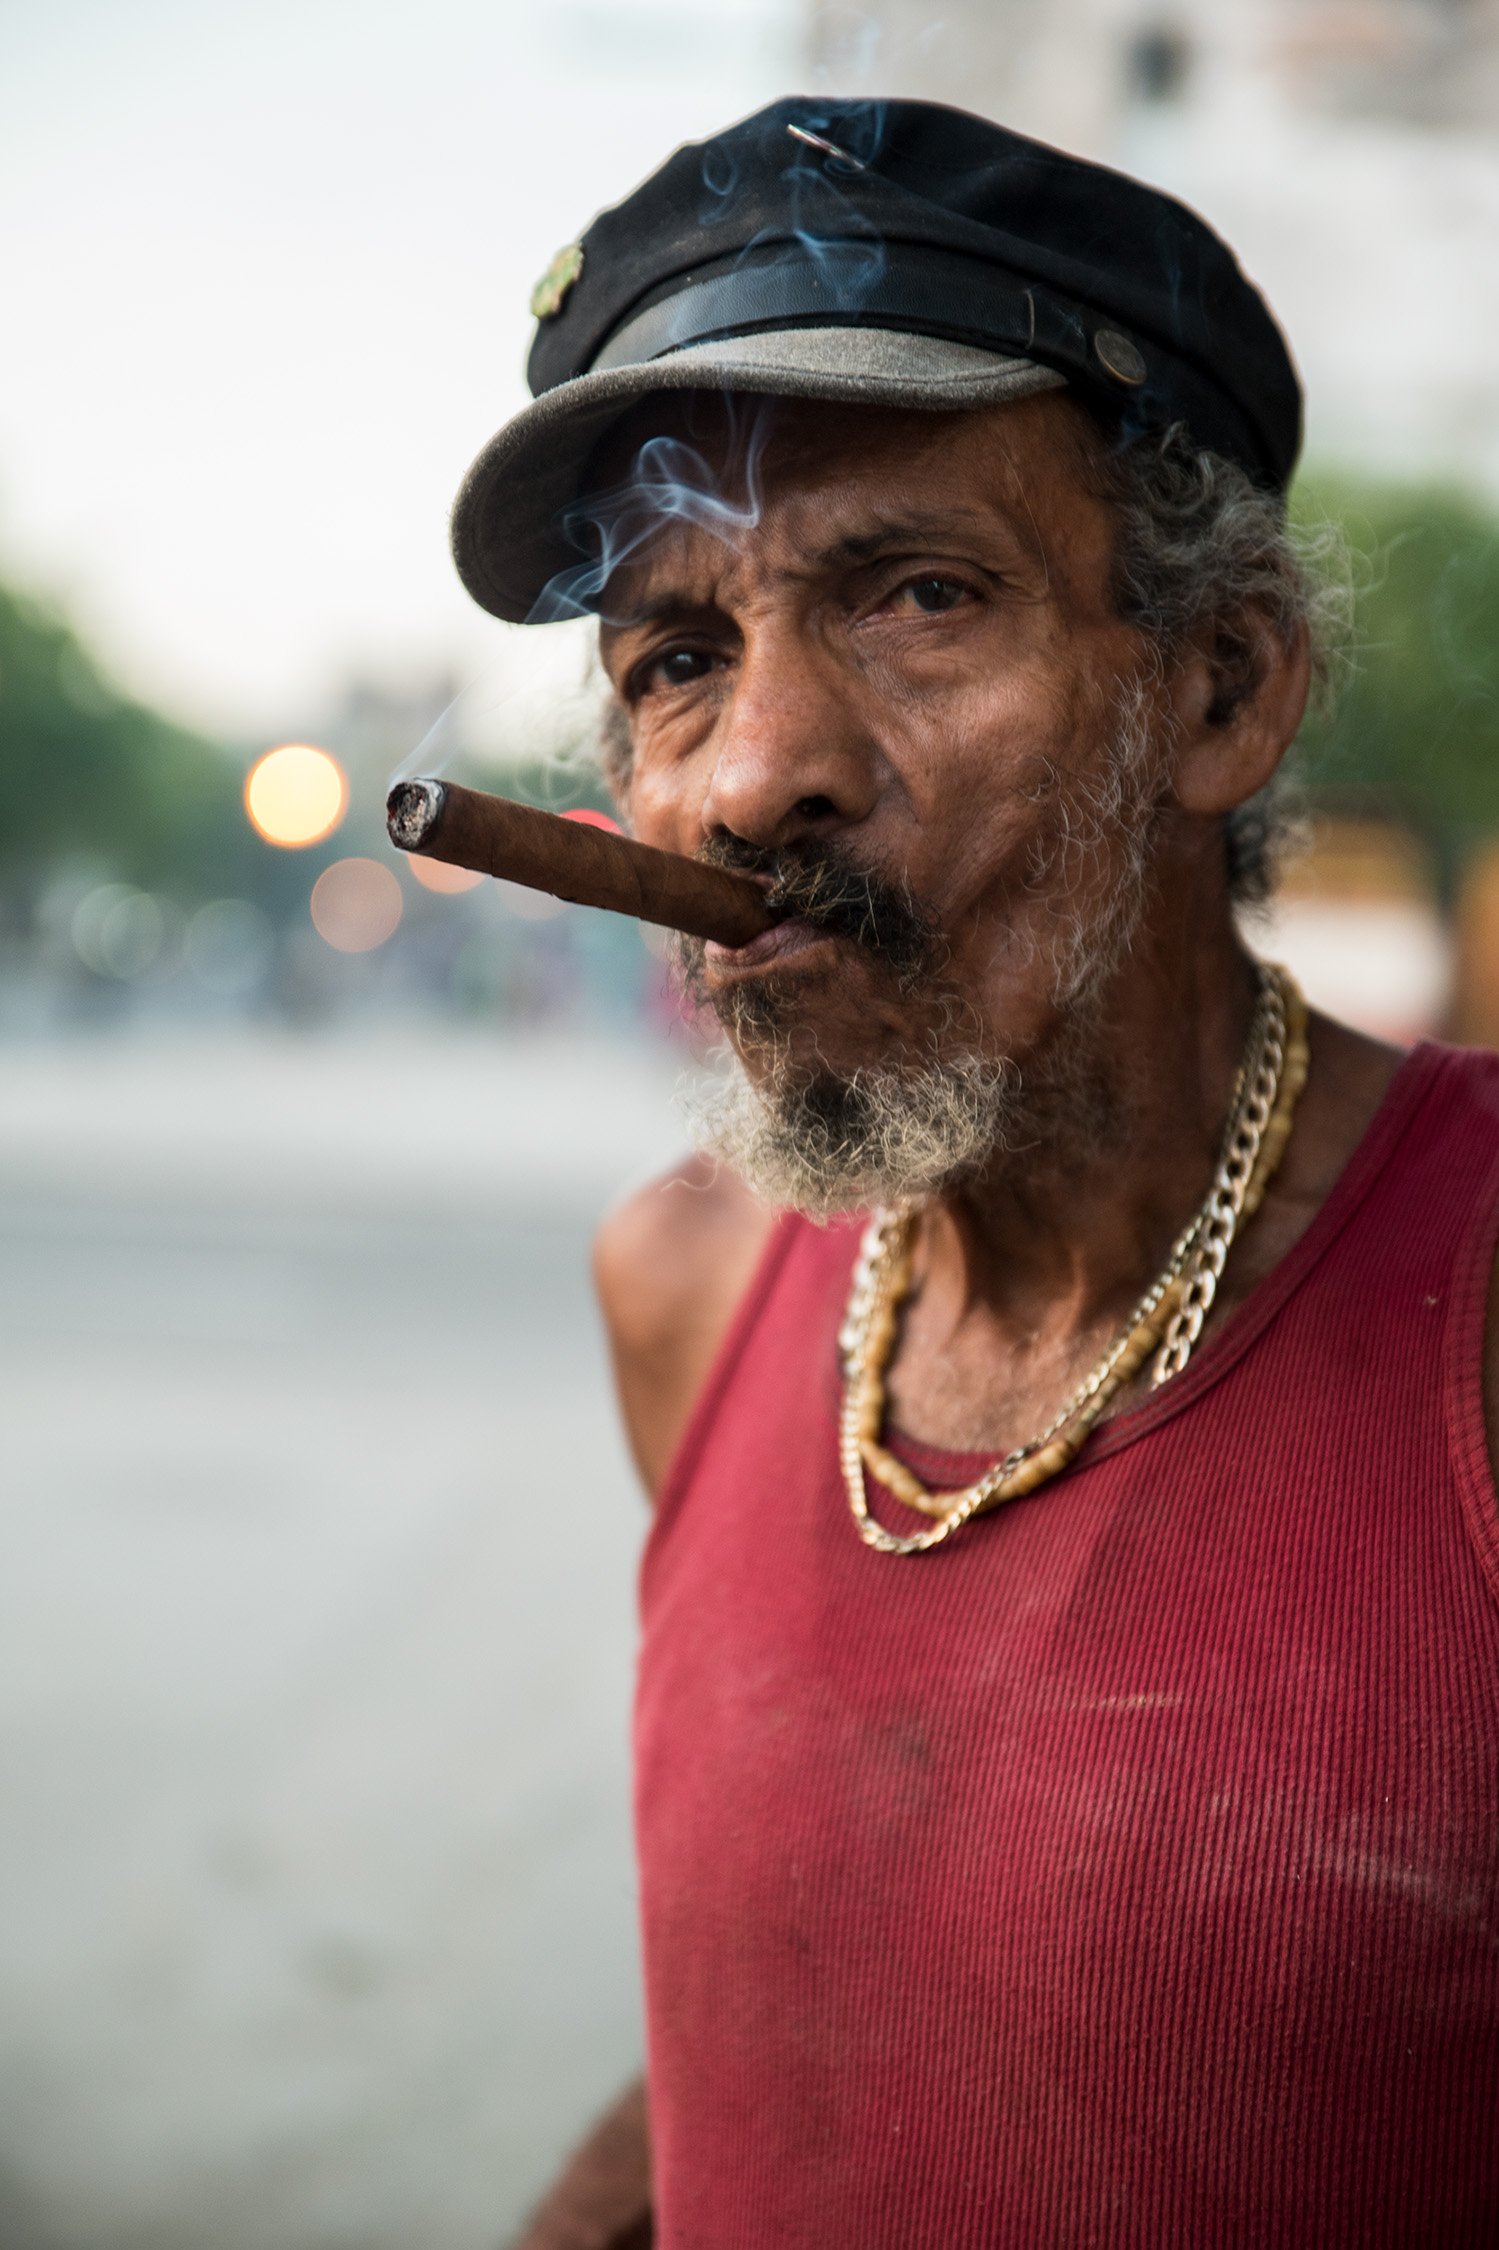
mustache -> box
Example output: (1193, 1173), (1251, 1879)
(692, 832), (938, 985)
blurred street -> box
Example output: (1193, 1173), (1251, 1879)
(0, 1025), (687, 2250)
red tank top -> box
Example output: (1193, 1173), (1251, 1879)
(635, 1042), (1499, 2248)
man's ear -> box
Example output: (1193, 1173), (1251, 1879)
(1168, 611), (1311, 817)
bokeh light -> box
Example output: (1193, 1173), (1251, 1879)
(185, 899), (273, 994)
(245, 743), (348, 848)
(310, 857), (403, 953)
(71, 884), (167, 980)
(406, 855), (484, 896)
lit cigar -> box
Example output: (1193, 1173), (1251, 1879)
(386, 778), (777, 948)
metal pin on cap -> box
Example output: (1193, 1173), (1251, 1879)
(1095, 328), (1148, 385)
(786, 124), (867, 170)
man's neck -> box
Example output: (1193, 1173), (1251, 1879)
(888, 909), (1263, 1452)
(933, 911), (1255, 1303)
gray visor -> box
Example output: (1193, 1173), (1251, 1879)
(449, 327), (1066, 624)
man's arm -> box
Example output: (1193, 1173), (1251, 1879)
(507, 2078), (653, 2250)
(593, 1153), (774, 1501)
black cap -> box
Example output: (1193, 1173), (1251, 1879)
(452, 95), (1303, 623)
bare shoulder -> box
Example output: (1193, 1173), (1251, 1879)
(594, 1154), (775, 1502)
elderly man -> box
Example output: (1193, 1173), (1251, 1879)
(458, 99), (1499, 2249)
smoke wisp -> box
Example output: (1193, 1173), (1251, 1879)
(529, 401), (773, 628)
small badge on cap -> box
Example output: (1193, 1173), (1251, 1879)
(1094, 328), (1147, 386)
(530, 242), (584, 322)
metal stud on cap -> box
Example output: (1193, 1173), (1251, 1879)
(1095, 328), (1147, 385)
(786, 123), (867, 170)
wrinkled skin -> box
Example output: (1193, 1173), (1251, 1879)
(599, 391), (1208, 1084)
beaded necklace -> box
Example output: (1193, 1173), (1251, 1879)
(838, 965), (1310, 1556)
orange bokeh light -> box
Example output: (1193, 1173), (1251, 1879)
(310, 857), (403, 952)
(562, 808), (621, 834)
(406, 855), (485, 895)
(245, 743), (348, 848)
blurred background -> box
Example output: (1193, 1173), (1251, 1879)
(4, 2), (1499, 2244)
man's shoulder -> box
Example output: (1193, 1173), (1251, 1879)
(593, 1156), (776, 1499)
(593, 1155), (772, 1350)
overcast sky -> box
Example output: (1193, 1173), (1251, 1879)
(0, 0), (801, 739)
(8, 2), (1499, 750)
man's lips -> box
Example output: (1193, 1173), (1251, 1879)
(702, 917), (840, 972)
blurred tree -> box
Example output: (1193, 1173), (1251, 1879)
(1292, 476), (1499, 889)
(0, 583), (267, 910)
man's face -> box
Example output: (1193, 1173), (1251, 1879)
(596, 390), (1173, 1203)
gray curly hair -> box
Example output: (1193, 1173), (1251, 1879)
(1090, 423), (1350, 903)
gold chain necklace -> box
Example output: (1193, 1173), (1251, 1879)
(837, 965), (1310, 1556)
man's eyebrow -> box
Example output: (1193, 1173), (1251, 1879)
(599, 596), (719, 643)
(812, 510), (1008, 567)
(599, 509), (1023, 636)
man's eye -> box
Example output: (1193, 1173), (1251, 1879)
(645, 647), (715, 690)
(898, 576), (968, 615)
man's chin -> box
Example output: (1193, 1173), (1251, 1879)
(683, 1037), (1020, 1218)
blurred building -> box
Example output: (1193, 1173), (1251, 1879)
(811, 0), (1499, 146)
(809, 0), (1499, 493)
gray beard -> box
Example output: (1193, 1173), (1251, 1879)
(683, 681), (1160, 1218)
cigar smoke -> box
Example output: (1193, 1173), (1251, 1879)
(529, 398), (774, 629)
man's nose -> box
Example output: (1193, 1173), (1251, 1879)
(699, 628), (878, 848)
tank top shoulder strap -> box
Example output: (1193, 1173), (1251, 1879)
(653, 1212), (855, 1537)
(1432, 1046), (1499, 1606)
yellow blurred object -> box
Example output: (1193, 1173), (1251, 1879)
(406, 854), (484, 895)
(245, 744), (348, 848)
(1454, 842), (1499, 1050)
(310, 858), (403, 953)
(1277, 817), (1435, 907)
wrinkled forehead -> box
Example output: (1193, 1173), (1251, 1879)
(582, 388), (1113, 610)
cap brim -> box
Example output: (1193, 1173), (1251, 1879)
(449, 327), (1066, 624)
